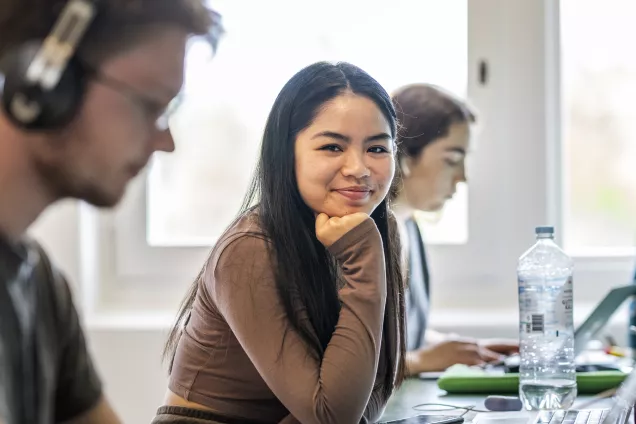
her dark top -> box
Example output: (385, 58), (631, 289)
(404, 218), (431, 351)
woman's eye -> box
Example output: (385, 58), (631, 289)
(368, 146), (389, 154)
(320, 144), (343, 152)
(444, 152), (465, 166)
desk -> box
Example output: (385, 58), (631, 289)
(381, 378), (489, 421)
(380, 378), (619, 423)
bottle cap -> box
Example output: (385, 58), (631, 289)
(535, 226), (554, 235)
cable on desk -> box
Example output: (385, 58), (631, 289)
(412, 402), (489, 417)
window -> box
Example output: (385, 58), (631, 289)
(146, 0), (469, 247)
(561, 0), (636, 254)
(109, 0), (628, 318)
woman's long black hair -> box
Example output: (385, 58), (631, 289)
(164, 61), (407, 394)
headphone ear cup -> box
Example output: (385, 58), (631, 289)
(1, 40), (86, 131)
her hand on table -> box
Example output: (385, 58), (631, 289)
(406, 340), (505, 375)
(478, 338), (519, 356)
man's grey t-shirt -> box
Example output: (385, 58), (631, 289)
(0, 236), (103, 423)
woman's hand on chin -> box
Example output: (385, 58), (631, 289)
(315, 212), (369, 247)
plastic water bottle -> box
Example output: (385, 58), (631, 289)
(517, 226), (577, 410)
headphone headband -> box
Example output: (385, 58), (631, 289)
(27, 0), (97, 90)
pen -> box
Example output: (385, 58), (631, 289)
(605, 345), (627, 358)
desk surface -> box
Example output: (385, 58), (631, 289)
(381, 378), (485, 421)
(381, 378), (618, 423)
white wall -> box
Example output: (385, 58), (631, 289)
(25, 0), (636, 422)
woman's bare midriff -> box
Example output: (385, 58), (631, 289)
(163, 389), (217, 412)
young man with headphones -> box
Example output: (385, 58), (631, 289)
(0, 1), (223, 423)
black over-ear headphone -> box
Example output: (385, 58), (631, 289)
(0, 0), (98, 130)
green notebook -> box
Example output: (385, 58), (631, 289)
(437, 364), (628, 395)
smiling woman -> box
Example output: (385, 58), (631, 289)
(156, 61), (406, 424)
(295, 94), (396, 218)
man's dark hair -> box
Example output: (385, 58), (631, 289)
(0, 0), (224, 65)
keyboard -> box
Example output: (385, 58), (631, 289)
(532, 409), (609, 423)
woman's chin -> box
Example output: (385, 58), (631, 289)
(317, 204), (376, 218)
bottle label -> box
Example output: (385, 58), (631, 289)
(519, 276), (573, 336)
(556, 276), (574, 328)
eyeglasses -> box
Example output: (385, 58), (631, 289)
(83, 63), (183, 132)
